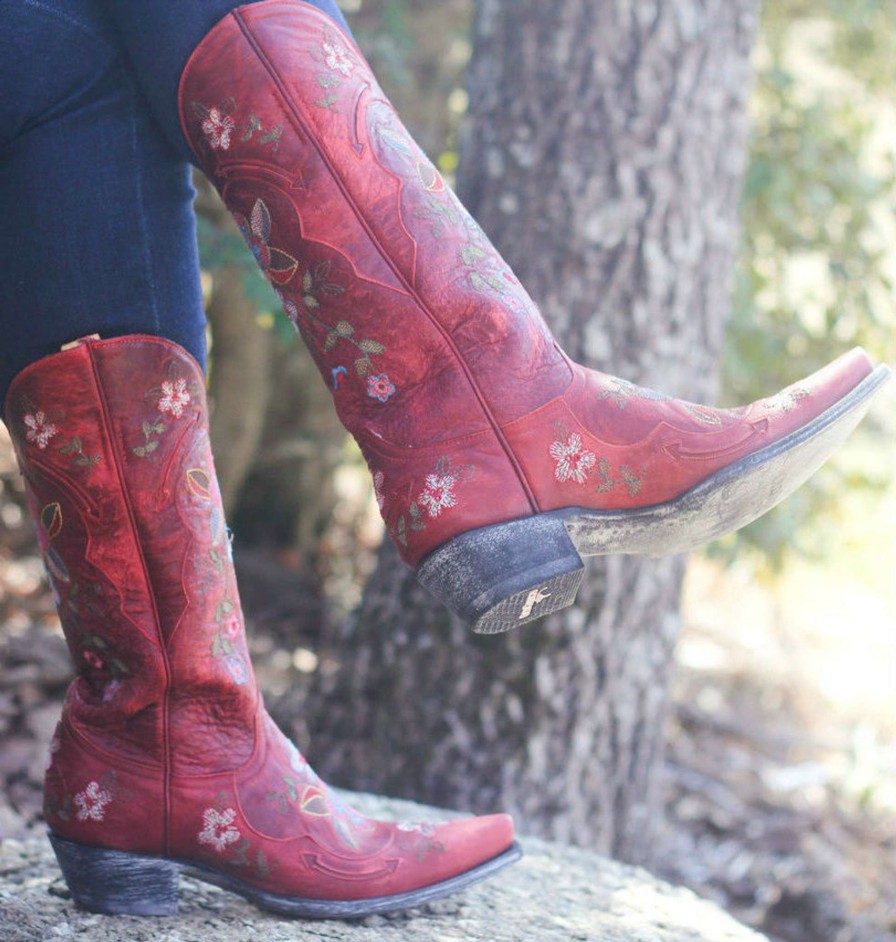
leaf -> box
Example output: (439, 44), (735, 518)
(302, 271), (313, 292)
(133, 446), (147, 458)
(354, 358), (370, 377)
(324, 331), (339, 351)
(144, 440), (159, 454)
(358, 339), (385, 354)
(250, 199), (272, 243)
(335, 320), (354, 337)
(303, 294), (320, 309)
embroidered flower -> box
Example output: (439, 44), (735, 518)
(418, 473), (458, 518)
(198, 806), (241, 852)
(75, 781), (112, 822)
(158, 378), (191, 418)
(366, 373), (396, 403)
(372, 471), (386, 512)
(202, 108), (236, 151)
(323, 40), (354, 76)
(550, 433), (597, 485)
(102, 679), (122, 704)
(24, 411), (59, 450)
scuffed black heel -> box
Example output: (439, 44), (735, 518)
(49, 832), (180, 916)
(416, 511), (585, 634)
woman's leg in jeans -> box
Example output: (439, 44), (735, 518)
(98, 0), (350, 162)
(0, 0), (206, 403)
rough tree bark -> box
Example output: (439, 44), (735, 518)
(301, 0), (760, 864)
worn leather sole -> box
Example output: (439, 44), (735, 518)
(49, 831), (524, 919)
(418, 364), (891, 634)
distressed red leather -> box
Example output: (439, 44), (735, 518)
(178, 1), (876, 569)
(5, 335), (513, 902)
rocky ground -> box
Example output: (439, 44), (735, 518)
(1, 437), (894, 942)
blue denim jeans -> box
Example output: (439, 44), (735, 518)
(0, 0), (349, 402)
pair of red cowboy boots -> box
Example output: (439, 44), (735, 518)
(5, 0), (888, 920)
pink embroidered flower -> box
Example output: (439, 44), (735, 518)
(75, 781), (112, 822)
(418, 473), (458, 518)
(198, 806), (241, 852)
(366, 373), (396, 403)
(323, 40), (354, 76)
(550, 433), (596, 485)
(24, 411), (58, 450)
(202, 108), (236, 151)
(372, 471), (386, 512)
(158, 378), (191, 418)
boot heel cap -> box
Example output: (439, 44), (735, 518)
(49, 832), (179, 916)
(417, 512), (584, 633)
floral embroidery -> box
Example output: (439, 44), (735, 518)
(765, 386), (810, 414)
(158, 378), (191, 418)
(57, 435), (102, 470)
(24, 411), (58, 450)
(309, 31), (358, 110)
(551, 423), (647, 497)
(78, 631), (131, 685)
(211, 599), (248, 686)
(397, 821), (437, 837)
(191, 99), (282, 153)
(278, 263), (388, 384)
(597, 377), (672, 411)
(418, 473), (459, 518)
(201, 793), (276, 877)
(75, 780), (112, 822)
(199, 806), (241, 852)
(323, 39), (354, 76)
(134, 368), (200, 458)
(551, 433), (597, 485)
(366, 373), (396, 403)
(201, 107), (236, 151)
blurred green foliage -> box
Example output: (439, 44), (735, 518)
(720, 0), (896, 566)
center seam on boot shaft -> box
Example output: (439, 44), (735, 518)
(229, 6), (542, 516)
(84, 341), (174, 858)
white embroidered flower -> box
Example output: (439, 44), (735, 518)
(24, 411), (59, 450)
(373, 471), (386, 512)
(158, 378), (191, 418)
(323, 40), (354, 76)
(202, 108), (236, 151)
(198, 806), (241, 852)
(550, 433), (596, 485)
(418, 473), (458, 518)
(74, 781), (112, 822)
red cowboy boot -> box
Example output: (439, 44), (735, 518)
(4, 334), (518, 918)
(178, 1), (890, 633)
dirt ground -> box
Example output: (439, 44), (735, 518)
(1, 433), (893, 942)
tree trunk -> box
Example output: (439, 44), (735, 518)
(301, 0), (759, 865)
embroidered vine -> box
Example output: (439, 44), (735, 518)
(308, 31), (358, 111)
(133, 369), (200, 458)
(279, 261), (389, 385)
(596, 377), (672, 411)
(191, 98), (282, 153)
(46, 770), (132, 825)
(200, 792), (276, 879)
(550, 423), (646, 497)
(393, 457), (475, 547)
(210, 598), (249, 686)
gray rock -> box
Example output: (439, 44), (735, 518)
(0, 792), (769, 942)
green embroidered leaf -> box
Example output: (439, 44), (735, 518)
(354, 358), (370, 377)
(133, 446), (147, 458)
(302, 271), (313, 291)
(469, 272), (486, 291)
(144, 440), (159, 454)
(321, 283), (345, 296)
(324, 331), (339, 351)
(358, 339), (385, 354)
(303, 294), (320, 309)
(335, 320), (354, 337)
(395, 517), (408, 547)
